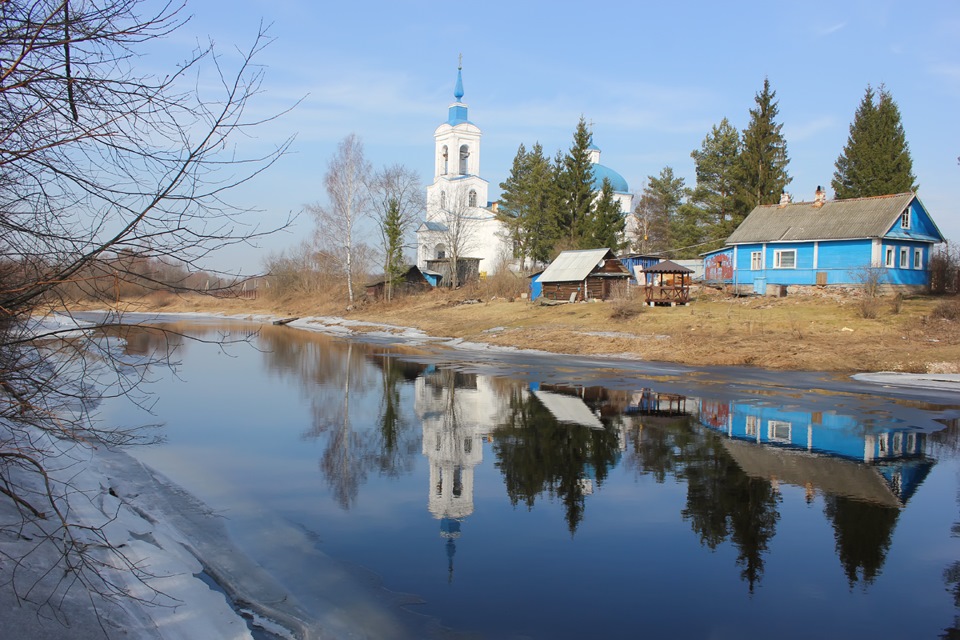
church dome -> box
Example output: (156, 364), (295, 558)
(591, 163), (629, 194)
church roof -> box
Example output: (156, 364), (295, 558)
(592, 163), (629, 194)
(446, 64), (472, 126)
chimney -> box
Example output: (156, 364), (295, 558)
(778, 192), (791, 208)
(813, 185), (826, 208)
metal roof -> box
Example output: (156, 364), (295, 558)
(532, 390), (604, 430)
(538, 248), (613, 284)
(726, 192), (920, 244)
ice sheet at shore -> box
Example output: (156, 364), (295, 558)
(1, 431), (448, 639)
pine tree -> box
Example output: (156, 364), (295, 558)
(555, 117), (596, 249)
(738, 78), (791, 211)
(582, 178), (625, 251)
(832, 85), (917, 199)
(497, 142), (557, 268)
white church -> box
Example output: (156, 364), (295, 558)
(416, 65), (635, 279)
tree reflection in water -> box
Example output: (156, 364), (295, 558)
(491, 387), (622, 535)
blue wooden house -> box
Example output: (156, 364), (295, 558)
(702, 192), (944, 293)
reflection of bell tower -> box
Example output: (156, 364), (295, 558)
(416, 369), (511, 581)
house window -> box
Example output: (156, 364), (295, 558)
(773, 249), (796, 269)
(900, 208), (910, 229)
(745, 415), (760, 438)
(768, 420), (791, 443)
(751, 251), (762, 270)
(468, 189), (477, 207)
(884, 247), (894, 268)
(914, 248), (922, 269)
(899, 247), (908, 268)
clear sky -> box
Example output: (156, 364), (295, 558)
(161, 0), (960, 272)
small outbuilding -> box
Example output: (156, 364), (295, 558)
(642, 260), (694, 306)
(364, 265), (431, 300)
(424, 257), (481, 288)
(538, 248), (632, 302)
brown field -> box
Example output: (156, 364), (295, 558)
(74, 284), (960, 374)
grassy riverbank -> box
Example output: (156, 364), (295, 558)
(78, 284), (960, 374)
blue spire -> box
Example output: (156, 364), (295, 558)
(454, 57), (464, 101)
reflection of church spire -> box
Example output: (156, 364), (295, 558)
(441, 517), (460, 582)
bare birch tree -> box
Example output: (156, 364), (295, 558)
(0, 0), (293, 620)
(369, 165), (423, 300)
(434, 186), (480, 288)
(309, 134), (371, 305)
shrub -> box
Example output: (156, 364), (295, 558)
(930, 298), (960, 321)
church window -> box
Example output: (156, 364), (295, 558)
(468, 189), (477, 207)
(440, 191), (446, 209)
(435, 244), (446, 260)
(453, 466), (463, 498)
(441, 145), (448, 175)
(459, 144), (469, 174)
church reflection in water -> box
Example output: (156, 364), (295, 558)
(404, 359), (936, 591)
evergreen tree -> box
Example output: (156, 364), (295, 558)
(497, 143), (532, 264)
(581, 177), (625, 251)
(496, 142), (558, 268)
(555, 117), (596, 249)
(382, 197), (405, 300)
(689, 118), (744, 237)
(832, 85), (917, 199)
(632, 167), (686, 255)
(738, 78), (791, 211)
(524, 143), (558, 265)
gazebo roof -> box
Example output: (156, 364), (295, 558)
(644, 260), (693, 274)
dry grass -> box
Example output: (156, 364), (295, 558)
(69, 285), (960, 374)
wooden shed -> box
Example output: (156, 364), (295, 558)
(365, 265), (431, 300)
(424, 257), (481, 288)
(642, 260), (694, 306)
(538, 248), (632, 302)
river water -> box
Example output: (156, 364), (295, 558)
(95, 316), (960, 639)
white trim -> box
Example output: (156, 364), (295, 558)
(884, 246), (895, 268)
(914, 248), (923, 270)
(812, 241), (819, 269)
(750, 250), (762, 270)
(768, 420), (791, 443)
(773, 249), (797, 269)
(899, 247), (908, 269)
(872, 239), (882, 267)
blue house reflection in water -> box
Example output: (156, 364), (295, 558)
(698, 399), (933, 507)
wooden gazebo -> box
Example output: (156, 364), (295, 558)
(642, 260), (694, 306)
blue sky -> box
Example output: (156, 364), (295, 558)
(163, 0), (960, 271)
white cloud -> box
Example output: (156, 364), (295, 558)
(816, 22), (847, 36)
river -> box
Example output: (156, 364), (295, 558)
(93, 315), (960, 639)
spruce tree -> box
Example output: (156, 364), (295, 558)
(832, 85), (917, 199)
(497, 143), (531, 264)
(383, 197), (405, 301)
(582, 178), (625, 251)
(689, 118), (743, 237)
(555, 117), (596, 249)
(738, 78), (791, 211)
(524, 143), (557, 265)
(632, 167), (686, 255)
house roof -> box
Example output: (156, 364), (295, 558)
(644, 259), (694, 274)
(539, 248), (613, 284)
(725, 192), (937, 244)
(364, 265), (426, 287)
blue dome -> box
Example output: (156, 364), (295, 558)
(591, 163), (629, 194)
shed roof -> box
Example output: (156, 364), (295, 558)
(539, 248), (613, 284)
(726, 192), (928, 244)
(644, 259), (694, 274)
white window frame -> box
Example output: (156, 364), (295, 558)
(745, 415), (760, 439)
(899, 247), (908, 269)
(913, 248), (922, 270)
(751, 251), (762, 270)
(884, 247), (894, 268)
(773, 249), (796, 269)
(900, 208), (910, 229)
(768, 420), (792, 443)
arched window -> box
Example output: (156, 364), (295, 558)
(459, 144), (469, 175)
(435, 244), (446, 260)
(440, 191), (446, 209)
(468, 189), (477, 207)
(441, 145), (448, 175)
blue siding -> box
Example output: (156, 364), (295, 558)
(885, 199), (944, 242)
